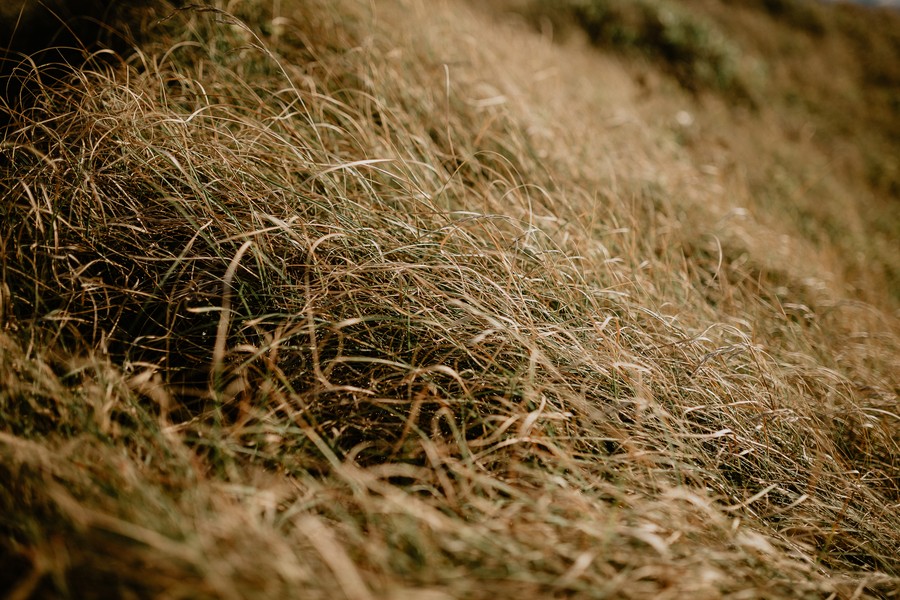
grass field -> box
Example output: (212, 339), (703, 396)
(1, 0), (898, 598)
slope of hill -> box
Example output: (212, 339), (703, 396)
(1, 0), (898, 598)
(503, 0), (900, 302)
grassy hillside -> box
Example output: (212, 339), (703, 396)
(505, 0), (900, 302)
(1, 0), (898, 598)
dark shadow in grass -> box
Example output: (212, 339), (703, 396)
(0, 0), (173, 131)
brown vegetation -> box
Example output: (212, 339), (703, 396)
(1, 0), (898, 598)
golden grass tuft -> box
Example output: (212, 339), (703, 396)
(1, 0), (898, 598)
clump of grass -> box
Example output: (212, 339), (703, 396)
(577, 0), (744, 92)
(1, 0), (899, 598)
(516, 0), (751, 97)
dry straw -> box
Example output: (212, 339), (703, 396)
(0, 0), (897, 598)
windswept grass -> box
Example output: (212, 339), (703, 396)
(1, 0), (898, 598)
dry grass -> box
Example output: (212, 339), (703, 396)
(1, 0), (898, 598)
(506, 0), (900, 301)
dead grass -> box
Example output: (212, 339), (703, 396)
(502, 0), (900, 302)
(1, 0), (898, 598)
